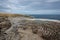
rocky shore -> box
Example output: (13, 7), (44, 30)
(0, 13), (60, 40)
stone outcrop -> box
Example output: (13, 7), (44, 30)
(0, 13), (60, 40)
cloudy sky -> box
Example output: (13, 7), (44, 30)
(0, 0), (60, 14)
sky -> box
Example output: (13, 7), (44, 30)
(0, 0), (60, 14)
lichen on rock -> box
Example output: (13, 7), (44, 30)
(0, 13), (60, 40)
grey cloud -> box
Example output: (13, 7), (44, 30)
(27, 1), (60, 10)
(0, 0), (60, 14)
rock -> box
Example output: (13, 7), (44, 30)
(0, 13), (60, 40)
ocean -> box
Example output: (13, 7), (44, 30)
(29, 14), (60, 20)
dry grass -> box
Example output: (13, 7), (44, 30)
(0, 12), (32, 18)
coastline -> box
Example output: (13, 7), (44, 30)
(20, 18), (60, 23)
